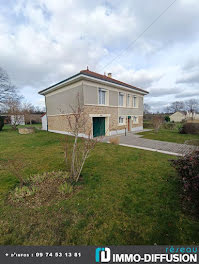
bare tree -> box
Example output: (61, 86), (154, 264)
(0, 67), (21, 106)
(166, 101), (185, 113)
(152, 115), (164, 133)
(185, 99), (199, 120)
(144, 103), (151, 114)
(61, 94), (101, 182)
(6, 98), (23, 130)
(22, 102), (35, 124)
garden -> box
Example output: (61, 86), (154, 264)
(0, 125), (199, 245)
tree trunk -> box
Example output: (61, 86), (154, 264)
(71, 133), (78, 179)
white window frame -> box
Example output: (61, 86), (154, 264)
(133, 96), (138, 108)
(98, 88), (108, 105)
(119, 92), (124, 107)
(127, 94), (131, 107)
(118, 116), (126, 125)
(133, 116), (139, 124)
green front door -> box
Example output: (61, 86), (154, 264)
(93, 117), (105, 137)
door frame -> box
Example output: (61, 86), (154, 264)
(127, 116), (132, 132)
(89, 114), (110, 138)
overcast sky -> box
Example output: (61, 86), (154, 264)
(0, 0), (199, 112)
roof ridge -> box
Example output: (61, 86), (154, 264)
(80, 69), (148, 94)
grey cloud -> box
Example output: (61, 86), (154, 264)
(144, 98), (169, 112)
(176, 56), (199, 85)
(177, 71), (199, 84)
(149, 87), (182, 97)
(182, 57), (199, 71)
(175, 91), (199, 99)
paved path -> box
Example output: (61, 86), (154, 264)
(105, 132), (199, 156)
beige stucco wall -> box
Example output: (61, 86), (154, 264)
(46, 83), (83, 115)
(170, 112), (185, 122)
(109, 90), (118, 106)
(83, 85), (98, 105)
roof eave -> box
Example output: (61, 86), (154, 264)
(38, 72), (82, 95)
(38, 73), (149, 96)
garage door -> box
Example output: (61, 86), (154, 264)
(93, 117), (105, 137)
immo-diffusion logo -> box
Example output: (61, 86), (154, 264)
(95, 247), (111, 263)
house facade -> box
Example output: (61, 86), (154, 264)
(39, 69), (148, 138)
(170, 111), (199, 122)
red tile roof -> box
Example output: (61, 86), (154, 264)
(80, 69), (148, 94)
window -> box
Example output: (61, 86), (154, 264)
(127, 94), (130, 107)
(133, 116), (138, 124)
(119, 116), (124, 124)
(119, 92), (124, 106)
(133, 96), (137, 107)
(99, 88), (106, 105)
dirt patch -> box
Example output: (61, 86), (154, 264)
(8, 171), (82, 208)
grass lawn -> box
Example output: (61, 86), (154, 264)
(0, 125), (199, 245)
(138, 128), (199, 144)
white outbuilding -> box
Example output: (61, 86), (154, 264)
(41, 113), (47, 130)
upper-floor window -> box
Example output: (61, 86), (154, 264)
(127, 94), (130, 107)
(119, 92), (124, 106)
(99, 88), (106, 105)
(133, 96), (138, 108)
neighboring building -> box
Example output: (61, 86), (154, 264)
(39, 69), (149, 137)
(170, 111), (199, 122)
(41, 113), (47, 130)
(1, 114), (25, 125)
(11, 115), (25, 125)
(24, 113), (42, 124)
(1, 113), (42, 125)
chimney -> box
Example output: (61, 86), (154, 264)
(108, 73), (112, 78)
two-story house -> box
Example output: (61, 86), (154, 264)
(39, 69), (149, 137)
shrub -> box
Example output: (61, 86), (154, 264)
(165, 116), (170, 122)
(171, 151), (199, 213)
(143, 122), (153, 129)
(0, 116), (4, 131)
(152, 116), (164, 133)
(179, 123), (199, 134)
(109, 136), (120, 145)
(12, 186), (37, 202)
(163, 123), (176, 130)
(59, 182), (73, 195)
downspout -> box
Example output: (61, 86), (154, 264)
(44, 95), (48, 131)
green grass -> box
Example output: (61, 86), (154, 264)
(0, 125), (199, 245)
(138, 128), (199, 144)
(18, 123), (42, 128)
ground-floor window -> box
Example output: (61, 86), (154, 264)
(119, 116), (125, 125)
(133, 116), (138, 124)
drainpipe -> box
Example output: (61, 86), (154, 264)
(44, 95), (48, 131)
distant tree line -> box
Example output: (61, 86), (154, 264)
(0, 66), (45, 130)
(144, 99), (199, 116)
